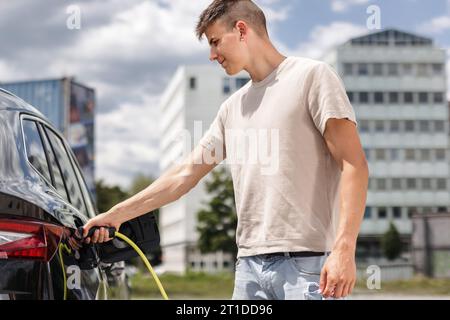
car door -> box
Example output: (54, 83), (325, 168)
(22, 116), (106, 299)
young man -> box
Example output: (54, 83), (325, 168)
(83, 0), (369, 300)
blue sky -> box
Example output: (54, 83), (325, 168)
(266, 0), (450, 52)
(0, 0), (449, 188)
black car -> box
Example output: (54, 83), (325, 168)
(0, 88), (161, 300)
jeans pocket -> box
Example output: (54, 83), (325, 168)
(290, 257), (322, 276)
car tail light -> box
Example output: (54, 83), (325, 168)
(0, 219), (64, 261)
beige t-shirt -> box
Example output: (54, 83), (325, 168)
(199, 56), (357, 258)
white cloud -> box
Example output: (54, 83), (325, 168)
(0, 0), (291, 189)
(95, 94), (161, 188)
(331, 0), (370, 12)
(418, 16), (450, 34)
(277, 22), (367, 59)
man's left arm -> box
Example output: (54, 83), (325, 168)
(319, 118), (369, 299)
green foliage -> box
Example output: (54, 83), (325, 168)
(196, 167), (238, 260)
(95, 179), (128, 213)
(381, 222), (402, 260)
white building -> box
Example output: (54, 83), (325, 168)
(323, 29), (450, 259)
(159, 64), (249, 273)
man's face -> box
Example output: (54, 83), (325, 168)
(205, 20), (248, 75)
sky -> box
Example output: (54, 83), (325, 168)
(0, 0), (449, 189)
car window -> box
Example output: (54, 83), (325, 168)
(38, 123), (70, 203)
(44, 127), (88, 217)
(22, 119), (52, 183)
(68, 150), (96, 218)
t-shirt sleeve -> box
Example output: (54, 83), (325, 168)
(198, 101), (227, 159)
(307, 62), (357, 136)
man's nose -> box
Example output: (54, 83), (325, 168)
(209, 48), (218, 62)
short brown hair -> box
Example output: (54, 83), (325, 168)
(195, 0), (268, 41)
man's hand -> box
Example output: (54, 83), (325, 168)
(319, 250), (356, 299)
(81, 211), (122, 244)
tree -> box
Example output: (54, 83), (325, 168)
(196, 167), (238, 261)
(95, 179), (128, 213)
(381, 222), (402, 260)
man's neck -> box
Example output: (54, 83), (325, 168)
(245, 42), (286, 83)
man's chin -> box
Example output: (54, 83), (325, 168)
(223, 66), (241, 76)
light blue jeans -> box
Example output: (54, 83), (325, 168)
(232, 252), (341, 300)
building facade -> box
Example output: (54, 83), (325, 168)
(0, 78), (96, 197)
(323, 29), (450, 259)
(159, 65), (249, 273)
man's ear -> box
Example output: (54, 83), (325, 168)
(235, 20), (248, 39)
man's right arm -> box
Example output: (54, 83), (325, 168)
(111, 143), (220, 224)
(82, 143), (221, 242)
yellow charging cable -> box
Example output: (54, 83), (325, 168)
(114, 231), (169, 300)
(59, 229), (169, 300)
(58, 243), (72, 300)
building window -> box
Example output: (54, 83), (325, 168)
(433, 92), (444, 103)
(393, 207), (402, 219)
(417, 63), (428, 77)
(360, 120), (370, 133)
(418, 92), (428, 104)
(436, 178), (447, 190)
(344, 63), (353, 76)
(435, 149), (446, 161)
(359, 92), (369, 104)
(223, 78), (231, 94)
(390, 149), (400, 161)
(364, 148), (371, 160)
(404, 92), (414, 104)
(387, 63), (399, 76)
(406, 178), (417, 190)
(375, 120), (384, 133)
(390, 120), (400, 133)
(235, 77), (250, 89)
(378, 207), (387, 219)
(364, 206), (372, 219)
(373, 63), (383, 76)
(358, 63), (369, 76)
(408, 207), (418, 218)
(389, 92), (399, 103)
(375, 149), (386, 161)
(376, 178), (387, 190)
(347, 91), (354, 103)
(434, 121), (445, 132)
(189, 77), (196, 90)
(405, 120), (415, 133)
(392, 178), (402, 190)
(420, 149), (431, 161)
(374, 92), (384, 104)
(421, 178), (432, 190)
(402, 63), (413, 76)
(432, 63), (443, 75)
(405, 149), (416, 161)
(419, 120), (430, 133)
